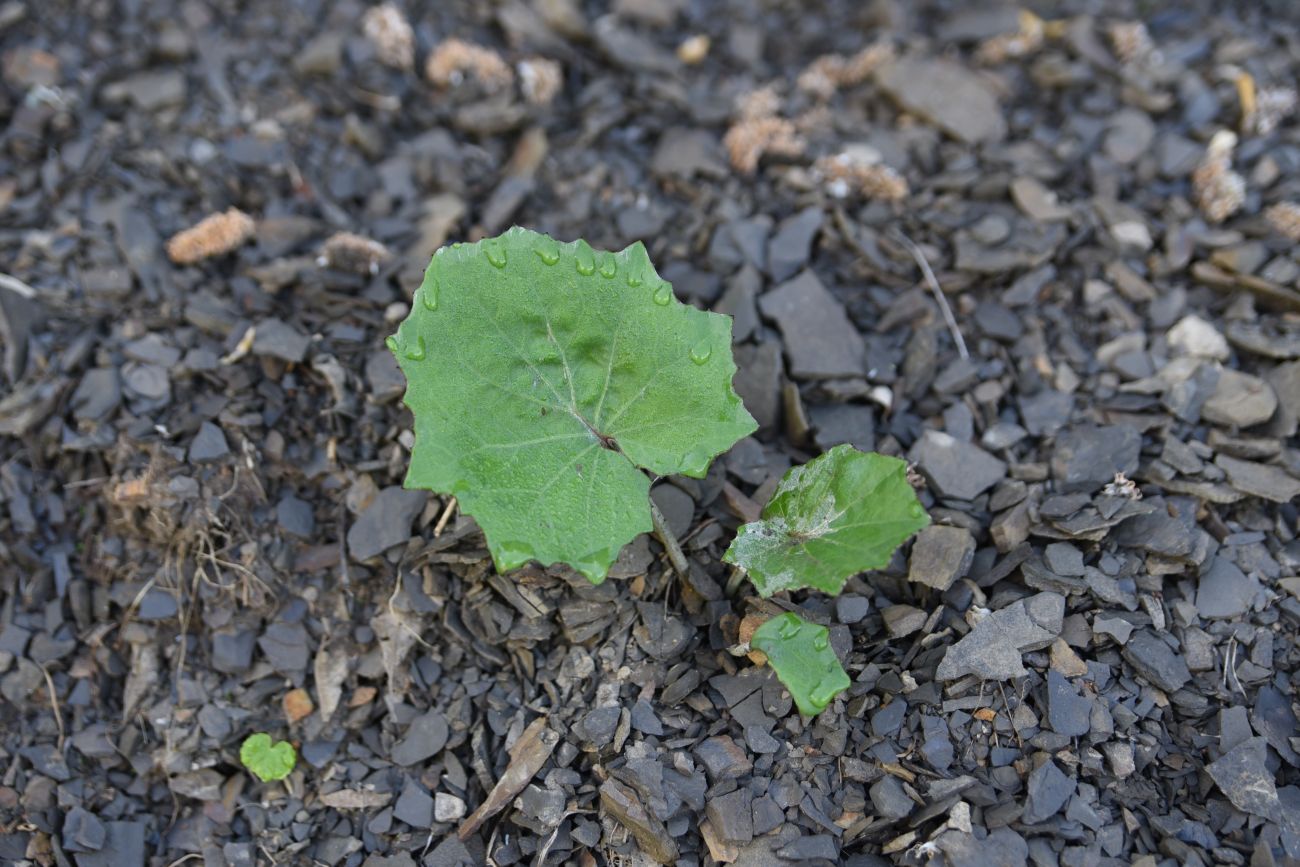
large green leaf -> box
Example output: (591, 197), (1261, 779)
(751, 612), (850, 716)
(724, 445), (929, 596)
(388, 227), (756, 583)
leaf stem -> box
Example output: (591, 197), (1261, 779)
(724, 565), (747, 598)
(648, 497), (689, 577)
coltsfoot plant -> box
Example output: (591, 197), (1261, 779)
(240, 733), (296, 782)
(387, 227), (757, 583)
(727, 446), (929, 713)
(389, 229), (931, 717)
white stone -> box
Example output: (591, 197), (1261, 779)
(1167, 314), (1229, 361)
(435, 792), (467, 822)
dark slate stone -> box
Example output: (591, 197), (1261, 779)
(393, 780), (434, 828)
(347, 487), (427, 561)
(630, 699), (664, 736)
(211, 629), (256, 674)
(1046, 670), (1091, 737)
(137, 588), (178, 621)
(776, 834), (839, 861)
(871, 699), (907, 738)
(70, 368), (122, 422)
(253, 317), (311, 363)
(1206, 737), (1281, 821)
(258, 621), (310, 673)
(1023, 759), (1074, 823)
(936, 827), (1029, 867)
(705, 787), (753, 843)
(695, 735), (753, 781)
(62, 806), (106, 853)
(758, 270), (864, 379)
(836, 595), (870, 624)
(277, 495), (315, 539)
(1121, 630), (1191, 693)
(188, 421), (229, 463)
(810, 402), (875, 453)
(68, 821), (145, 867)
(391, 710), (449, 766)
(908, 430), (1007, 501)
(1050, 424), (1141, 494)
(1044, 542), (1085, 577)
(921, 715), (953, 771)
(751, 796), (783, 835)
(732, 340), (783, 430)
(766, 206), (823, 281)
(1252, 686), (1300, 767)
(575, 706), (621, 751)
(869, 775), (913, 819)
(1195, 556), (1259, 619)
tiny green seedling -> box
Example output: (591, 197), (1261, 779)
(725, 445), (929, 596)
(751, 612), (851, 716)
(240, 733), (296, 782)
(729, 446), (929, 713)
(388, 227), (756, 583)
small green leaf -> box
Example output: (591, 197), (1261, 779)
(240, 733), (296, 782)
(724, 445), (930, 596)
(389, 227), (757, 583)
(751, 612), (850, 716)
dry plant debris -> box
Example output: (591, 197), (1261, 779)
(975, 10), (1047, 64)
(723, 87), (804, 175)
(1192, 130), (1246, 223)
(797, 40), (895, 99)
(361, 3), (415, 72)
(318, 232), (390, 275)
(1108, 20), (1158, 67)
(425, 38), (514, 91)
(517, 57), (562, 105)
(165, 208), (256, 265)
(814, 150), (909, 201)
(1263, 201), (1300, 241)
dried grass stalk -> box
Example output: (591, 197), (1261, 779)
(166, 208), (256, 265)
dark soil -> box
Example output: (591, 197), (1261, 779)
(2, 1), (1300, 866)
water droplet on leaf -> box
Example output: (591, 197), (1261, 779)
(483, 240), (507, 269)
(404, 334), (427, 361)
(910, 503), (925, 519)
(598, 253), (617, 278)
(689, 339), (712, 365)
(575, 242), (596, 276)
(652, 284), (672, 306)
(536, 238), (560, 265)
(420, 281), (439, 310)
(627, 267), (643, 288)
(385, 335), (399, 353)
(812, 632), (829, 651)
(777, 615), (800, 640)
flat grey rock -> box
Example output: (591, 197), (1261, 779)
(705, 787), (753, 843)
(393, 779), (434, 828)
(391, 710), (449, 766)
(1196, 556), (1259, 619)
(1046, 670), (1091, 737)
(936, 827), (1029, 867)
(908, 431), (1006, 501)
(1215, 454), (1300, 503)
(1121, 630), (1191, 693)
(809, 402), (874, 453)
(869, 775), (913, 819)
(1051, 424), (1141, 494)
(277, 494), (315, 538)
(188, 421), (229, 463)
(877, 56), (1006, 143)
(1201, 368), (1277, 428)
(908, 524), (975, 590)
(766, 206), (823, 281)
(347, 487), (427, 561)
(731, 341), (783, 430)
(1206, 737), (1281, 821)
(1023, 759), (1074, 824)
(759, 270), (864, 379)
(936, 593), (1062, 681)
(253, 317), (311, 363)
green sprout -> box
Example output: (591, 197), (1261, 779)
(240, 733), (297, 782)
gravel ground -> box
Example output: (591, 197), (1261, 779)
(2, 1), (1299, 866)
